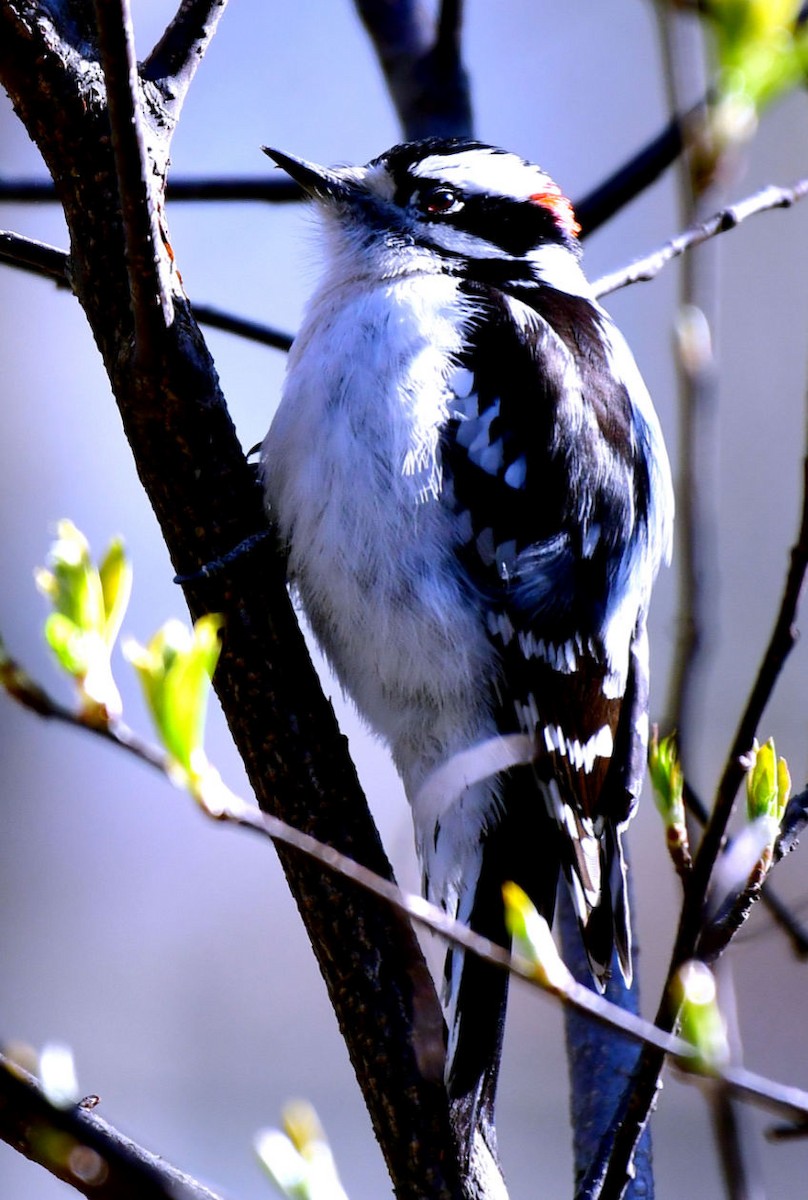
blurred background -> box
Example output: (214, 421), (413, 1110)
(2, 2), (808, 1197)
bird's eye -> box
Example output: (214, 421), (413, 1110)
(417, 185), (462, 215)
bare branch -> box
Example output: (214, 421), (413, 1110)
(593, 179), (808, 297)
(0, 230), (295, 350)
(576, 111), (685, 237)
(0, 174), (303, 203)
(93, 0), (173, 360)
(0, 1052), (224, 1200)
(7, 652), (808, 1139)
(142, 0), (229, 120)
(191, 302), (293, 350)
(0, 228), (69, 284)
(354, 0), (472, 139)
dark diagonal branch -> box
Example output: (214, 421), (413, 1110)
(0, 7), (463, 1196)
(576, 111), (685, 237)
(0, 229), (69, 283)
(354, 0), (472, 139)
(142, 0), (228, 119)
(0, 1053), (224, 1200)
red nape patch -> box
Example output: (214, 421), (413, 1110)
(529, 186), (581, 239)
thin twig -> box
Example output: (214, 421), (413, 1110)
(0, 175), (303, 203)
(191, 303), (293, 350)
(593, 179), (808, 297)
(94, 0), (173, 361)
(0, 229), (295, 350)
(6, 655), (808, 1131)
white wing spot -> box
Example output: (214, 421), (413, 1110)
(448, 366), (475, 398)
(504, 455), (527, 490)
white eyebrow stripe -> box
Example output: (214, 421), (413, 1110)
(411, 150), (552, 201)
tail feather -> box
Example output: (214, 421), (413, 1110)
(557, 811), (632, 989)
(443, 766), (560, 1177)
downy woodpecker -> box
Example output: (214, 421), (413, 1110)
(261, 138), (673, 1176)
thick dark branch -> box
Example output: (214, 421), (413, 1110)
(0, 8), (462, 1197)
(142, 0), (228, 119)
(354, 0), (472, 139)
(0, 1053), (223, 1200)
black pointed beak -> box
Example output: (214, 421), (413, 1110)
(262, 147), (357, 203)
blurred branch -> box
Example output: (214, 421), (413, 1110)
(592, 178), (808, 296)
(0, 1053), (224, 1200)
(576, 109), (685, 236)
(584, 398), (808, 1200)
(0, 229), (295, 350)
(655, 8), (721, 763)
(354, 0), (472, 139)
(0, 175), (303, 202)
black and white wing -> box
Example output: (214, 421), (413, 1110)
(440, 281), (671, 1107)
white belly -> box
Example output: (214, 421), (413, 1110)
(263, 271), (496, 789)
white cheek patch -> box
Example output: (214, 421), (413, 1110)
(526, 244), (593, 297)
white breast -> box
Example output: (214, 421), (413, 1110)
(262, 267), (497, 791)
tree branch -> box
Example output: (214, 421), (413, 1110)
(0, 228), (69, 283)
(354, 0), (472, 139)
(0, 174), (303, 202)
(593, 179), (808, 297)
(0, 7), (462, 1196)
(0, 229), (295, 350)
(93, 0), (173, 362)
(0, 1053), (223, 1200)
(141, 0), (228, 120)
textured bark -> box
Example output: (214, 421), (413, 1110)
(0, 4), (462, 1197)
